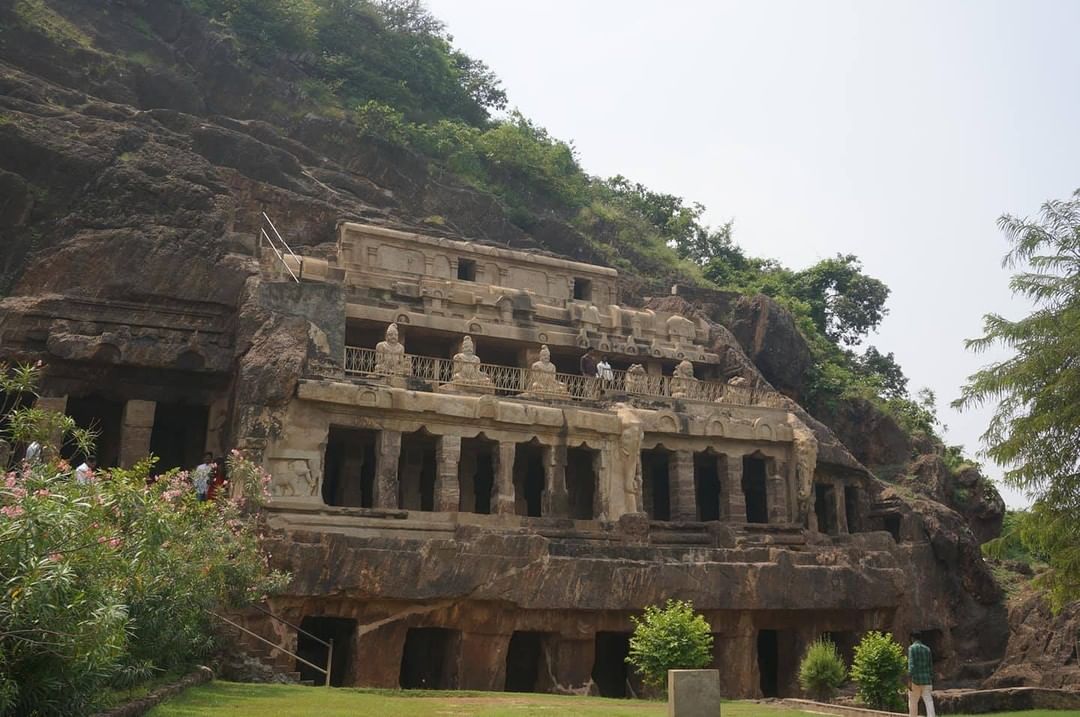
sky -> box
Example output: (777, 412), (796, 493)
(424, 0), (1080, 509)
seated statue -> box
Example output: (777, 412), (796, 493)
(624, 363), (649, 394)
(442, 335), (494, 394)
(669, 359), (698, 399)
(524, 345), (568, 397)
(373, 322), (409, 385)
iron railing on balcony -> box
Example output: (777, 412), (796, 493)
(343, 346), (785, 407)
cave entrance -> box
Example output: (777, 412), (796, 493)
(823, 630), (858, 668)
(459, 435), (497, 514)
(323, 427), (376, 507)
(815, 483), (838, 535)
(695, 450), (723, 522)
(883, 513), (902, 542)
(513, 440), (545, 517)
(399, 627), (459, 690)
(296, 616), (355, 687)
(592, 632), (631, 698)
(566, 446), (598, 520)
(641, 447), (671, 521)
(757, 629), (779, 698)
(742, 455), (769, 524)
(844, 486), (860, 533)
(65, 396), (124, 467)
(399, 430), (438, 511)
(149, 403), (208, 472)
(504, 631), (554, 693)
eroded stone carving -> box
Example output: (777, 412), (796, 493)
(523, 345), (568, 397)
(787, 414), (819, 527)
(614, 403), (644, 512)
(625, 363), (648, 394)
(670, 359), (698, 399)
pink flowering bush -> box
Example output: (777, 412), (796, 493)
(0, 364), (287, 716)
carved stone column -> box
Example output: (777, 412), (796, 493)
(723, 455), (746, 521)
(435, 434), (461, 512)
(373, 430), (401, 509)
(670, 450), (697, 521)
(541, 444), (568, 517)
(458, 632), (512, 690)
(834, 482), (850, 534)
(767, 466), (789, 524)
(493, 441), (516, 515)
(119, 400), (156, 469)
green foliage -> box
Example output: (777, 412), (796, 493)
(626, 599), (714, 688)
(0, 364), (286, 717)
(798, 638), (847, 700)
(955, 189), (1080, 610)
(13, 0), (93, 48)
(850, 631), (906, 711)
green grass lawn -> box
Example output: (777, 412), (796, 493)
(146, 681), (809, 717)
(146, 682), (1080, 717)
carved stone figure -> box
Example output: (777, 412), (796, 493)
(373, 323), (408, 386)
(624, 363), (648, 394)
(727, 375), (749, 387)
(614, 403), (644, 512)
(524, 345), (568, 397)
(442, 335), (494, 394)
(787, 414), (819, 528)
(670, 359), (698, 399)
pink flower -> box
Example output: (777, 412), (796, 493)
(97, 535), (107, 544)
(47, 552), (62, 562)
(108, 538), (121, 549)
(1, 505), (25, 519)
(10, 487), (26, 499)
(4, 473), (15, 489)
(34, 489), (50, 498)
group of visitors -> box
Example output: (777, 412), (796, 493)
(192, 452), (227, 501)
(578, 349), (614, 381)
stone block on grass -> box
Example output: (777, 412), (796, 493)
(668, 669), (721, 717)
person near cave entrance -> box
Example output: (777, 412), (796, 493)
(907, 632), (935, 717)
(193, 452), (214, 501)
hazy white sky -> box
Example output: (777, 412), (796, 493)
(425, 0), (1080, 509)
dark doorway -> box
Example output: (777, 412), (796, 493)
(400, 627), (459, 690)
(296, 616), (356, 687)
(757, 629), (779, 698)
(514, 441), (545, 517)
(844, 486), (860, 533)
(65, 396), (124, 467)
(399, 431), (438, 511)
(641, 448), (671, 521)
(505, 631), (553, 693)
(323, 427), (377, 507)
(566, 446), (598, 520)
(815, 484), (838, 534)
(459, 436), (496, 514)
(824, 630), (858, 668)
(695, 451), (722, 521)
(592, 632), (631, 698)
(149, 403), (208, 472)
(883, 513), (902, 542)
(742, 455), (769, 524)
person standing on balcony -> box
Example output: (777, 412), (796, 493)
(597, 355), (614, 391)
(579, 349), (597, 378)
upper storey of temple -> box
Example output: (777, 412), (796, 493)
(286, 222), (722, 369)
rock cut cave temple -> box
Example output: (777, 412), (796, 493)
(6, 221), (937, 697)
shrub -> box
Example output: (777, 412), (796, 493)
(850, 631), (907, 710)
(626, 599), (714, 688)
(799, 638), (847, 699)
(0, 362), (287, 716)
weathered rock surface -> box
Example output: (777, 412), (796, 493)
(985, 588), (1080, 691)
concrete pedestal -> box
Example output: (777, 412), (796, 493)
(668, 669), (721, 717)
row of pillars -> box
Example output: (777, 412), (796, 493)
(651, 450), (789, 524)
(371, 432), (586, 517)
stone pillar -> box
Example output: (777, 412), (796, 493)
(722, 455), (746, 522)
(669, 450), (697, 521)
(203, 396), (229, 457)
(355, 622), (408, 688)
(541, 444), (568, 517)
(119, 399), (156, 469)
(373, 430), (401, 509)
(34, 395), (68, 415)
(435, 434), (461, 512)
(835, 482), (850, 534)
(458, 632), (511, 690)
(552, 636), (594, 692)
(767, 468), (789, 524)
(493, 441), (516, 515)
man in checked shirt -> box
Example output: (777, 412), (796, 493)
(908, 632), (936, 717)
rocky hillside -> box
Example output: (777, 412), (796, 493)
(0, 0), (1054, 687)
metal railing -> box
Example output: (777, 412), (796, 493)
(343, 346), (784, 407)
(259, 212), (301, 283)
(209, 606), (333, 687)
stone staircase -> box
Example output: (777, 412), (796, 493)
(217, 615), (319, 687)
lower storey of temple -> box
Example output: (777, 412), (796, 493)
(241, 599), (893, 698)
